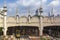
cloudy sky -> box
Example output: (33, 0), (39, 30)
(0, 0), (60, 16)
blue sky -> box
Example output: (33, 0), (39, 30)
(0, 0), (60, 16)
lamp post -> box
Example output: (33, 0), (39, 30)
(3, 6), (7, 36)
(0, 4), (7, 36)
(39, 7), (43, 36)
(39, 0), (43, 36)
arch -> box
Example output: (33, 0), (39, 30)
(7, 26), (39, 38)
(43, 25), (60, 37)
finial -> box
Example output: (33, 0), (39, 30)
(39, 0), (43, 15)
(27, 7), (30, 16)
(51, 7), (54, 17)
(16, 7), (19, 16)
(16, 7), (19, 23)
(4, 1), (7, 7)
(40, 0), (42, 7)
(48, 11), (51, 17)
(35, 9), (38, 16)
(3, 1), (7, 12)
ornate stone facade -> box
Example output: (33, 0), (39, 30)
(0, 16), (60, 28)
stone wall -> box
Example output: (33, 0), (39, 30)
(0, 16), (60, 27)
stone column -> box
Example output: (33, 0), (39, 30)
(28, 15), (31, 23)
(39, 16), (43, 36)
(3, 11), (7, 36)
(16, 8), (19, 23)
(39, 6), (43, 36)
(3, 2), (7, 36)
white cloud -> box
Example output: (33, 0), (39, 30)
(8, 3), (17, 8)
(7, 0), (52, 16)
(16, 0), (47, 6)
(7, 3), (17, 12)
(8, 8), (12, 12)
(42, 0), (47, 3)
(0, 8), (3, 11)
(49, 0), (60, 7)
(7, 0), (47, 10)
(17, 0), (38, 6)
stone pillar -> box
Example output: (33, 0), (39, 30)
(16, 8), (19, 23)
(3, 11), (7, 36)
(16, 15), (19, 23)
(39, 6), (43, 36)
(39, 16), (43, 36)
(28, 15), (31, 23)
(27, 7), (31, 23)
(50, 8), (54, 24)
(3, 2), (7, 36)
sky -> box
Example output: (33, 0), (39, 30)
(0, 0), (60, 16)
